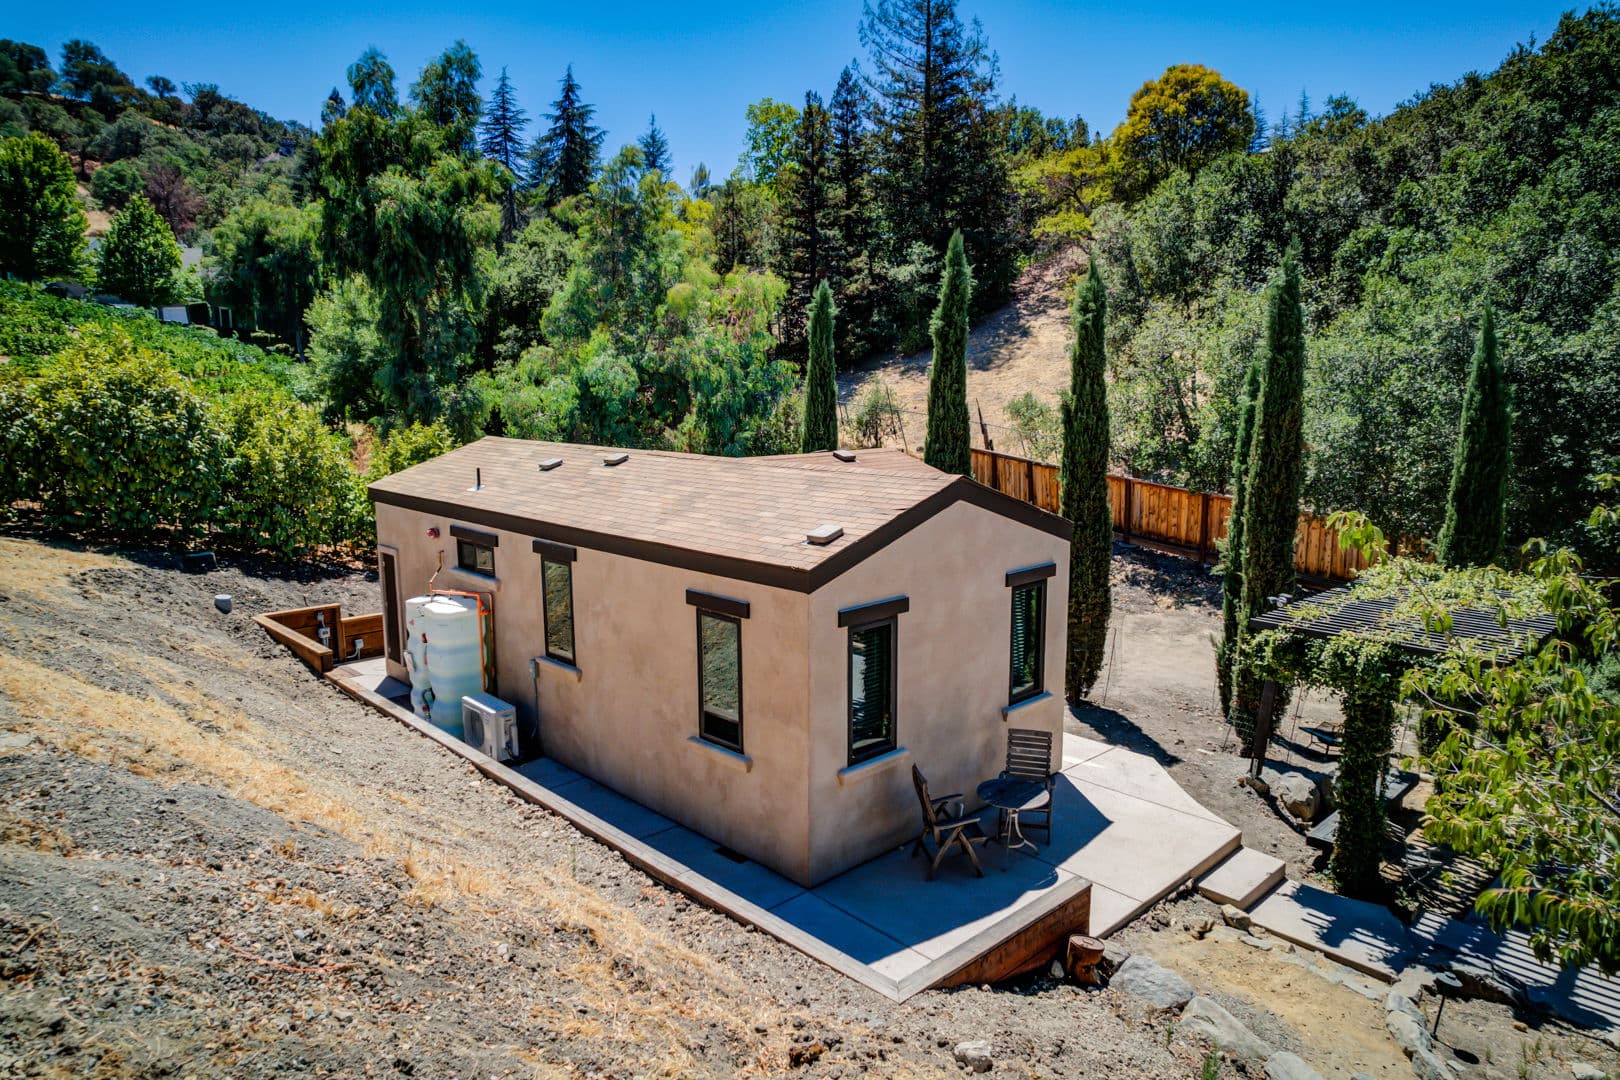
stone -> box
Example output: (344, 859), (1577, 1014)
(952, 1040), (993, 1073)
(1264, 1051), (1324, 1080)
(1178, 996), (1274, 1061)
(1409, 1046), (1450, 1080)
(0, 731), (35, 749)
(1351, 1074), (1377, 1080)
(1050, 960), (1065, 979)
(1221, 904), (1252, 931)
(1384, 1009), (1433, 1059)
(1109, 956), (1194, 1011)
(1102, 942), (1132, 969)
(1570, 1065), (1608, 1080)
(1273, 772), (1321, 822)
(1184, 915), (1215, 939)
(1385, 992), (1425, 1024)
(1393, 966), (1438, 1002)
(1448, 960), (1526, 1007)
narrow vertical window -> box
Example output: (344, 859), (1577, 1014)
(697, 611), (743, 752)
(542, 558), (574, 664)
(848, 619), (897, 765)
(1009, 581), (1045, 704)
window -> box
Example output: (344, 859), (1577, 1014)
(697, 611), (743, 752)
(456, 537), (495, 576)
(1009, 581), (1046, 704)
(848, 619), (897, 765)
(542, 558), (574, 664)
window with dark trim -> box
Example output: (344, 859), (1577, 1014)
(456, 538), (495, 576)
(696, 610), (743, 752)
(541, 558), (575, 663)
(848, 618), (897, 765)
(1009, 580), (1046, 704)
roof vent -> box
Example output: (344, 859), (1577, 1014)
(832, 449), (857, 462)
(603, 452), (629, 467)
(806, 524), (844, 546)
(468, 466), (484, 491)
(538, 457), (563, 472)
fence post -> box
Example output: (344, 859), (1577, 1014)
(1196, 491), (1212, 565)
(1120, 476), (1134, 543)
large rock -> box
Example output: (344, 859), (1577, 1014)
(1409, 1046), (1451, 1080)
(1449, 960), (1526, 1007)
(1569, 1064), (1608, 1080)
(1265, 1051), (1324, 1080)
(1221, 904), (1252, 931)
(1385, 992), (1425, 1024)
(952, 1040), (993, 1073)
(1385, 1008), (1433, 1059)
(1273, 772), (1321, 822)
(1110, 955), (1194, 1011)
(1178, 996), (1275, 1062)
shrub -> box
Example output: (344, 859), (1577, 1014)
(14, 325), (225, 537)
(1005, 391), (1061, 460)
(368, 421), (457, 480)
(845, 378), (904, 449)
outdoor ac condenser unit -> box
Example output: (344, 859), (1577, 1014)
(461, 692), (519, 762)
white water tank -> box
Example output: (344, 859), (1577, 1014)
(403, 593), (483, 738)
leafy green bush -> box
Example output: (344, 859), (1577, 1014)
(9, 325), (226, 537)
(367, 421), (457, 480)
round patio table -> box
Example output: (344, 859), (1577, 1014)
(975, 777), (1047, 854)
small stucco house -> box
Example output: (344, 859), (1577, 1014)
(369, 437), (1072, 886)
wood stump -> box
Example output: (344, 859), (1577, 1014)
(1065, 934), (1106, 985)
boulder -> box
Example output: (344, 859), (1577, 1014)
(1265, 1051), (1324, 1080)
(952, 1040), (993, 1073)
(1570, 1065), (1608, 1080)
(1110, 956), (1194, 1011)
(1384, 1008), (1433, 1059)
(1385, 992), (1425, 1024)
(1178, 996), (1275, 1062)
(1409, 1046), (1451, 1080)
(1273, 772), (1321, 821)
(1449, 960), (1526, 1006)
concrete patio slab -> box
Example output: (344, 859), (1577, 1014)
(1198, 848), (1287, 909)
(1069, 747), (1231, 824)
(327, 663), (1242, 1001)
(1247, 880), (1414, 980)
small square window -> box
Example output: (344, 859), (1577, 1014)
(457, 538), (495, 577)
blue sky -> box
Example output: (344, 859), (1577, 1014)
(13, 1), (1572, 183)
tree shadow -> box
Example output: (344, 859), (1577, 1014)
(1066, 701), (1182, 767)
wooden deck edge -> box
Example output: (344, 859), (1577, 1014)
(254, 612), (334, 672)
(323, 666), (917, 1002)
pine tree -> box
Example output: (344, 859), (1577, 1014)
(321, 88), (347, 128)
(1216, 352), (1264, 716)
(1061, 262), (1112, 700)
(479, 67), (529, 243)
(410, 40), (482, 155)
(800, 280), (839, 452)
(527, 66), (604, 205)
(923, 230), (972, 475)
(829, 65), (877, 361)
(778, 90), (835, 353)
(638, 114), (671, 177)
(1230, 242), (1308, 749)
(96, 193), (180, 306)
(346, 47), (398, 117)
(1436, 305), (1512, 567)
(860, 0), (1017, 307)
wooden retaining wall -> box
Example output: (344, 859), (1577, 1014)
(254, 604), (385, 673)
(971, 448), (1374, 582)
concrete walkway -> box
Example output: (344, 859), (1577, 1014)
(329, 658), (1240, 1001)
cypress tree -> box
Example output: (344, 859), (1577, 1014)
(801, 280), (839, 453)
(1435, 305), (1511, 568)
(1230, 242), (1307, 749)
(1062, 262), (1112, 700)
(923, 230), (973, 475)
(1216, 352), (1263, 716)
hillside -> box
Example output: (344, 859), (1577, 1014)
(839, 249), (1080, 458)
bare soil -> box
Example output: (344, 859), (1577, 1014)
(2, 536), (1614, 1079)
(839, 250), (1082, 455)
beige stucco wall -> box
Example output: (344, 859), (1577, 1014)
(374, 502), (816, 883)
(804, 500), (1069, 885)
(375, 495), (1068, 887)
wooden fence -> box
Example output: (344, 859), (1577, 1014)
(970, 448), (1373, 582)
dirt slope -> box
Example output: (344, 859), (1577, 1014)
(838, 249), (1082, 456)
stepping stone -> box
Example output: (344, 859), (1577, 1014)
(1198, 847), (1286, 909)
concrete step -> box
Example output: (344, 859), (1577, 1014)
(1197, 847), (1287, 909)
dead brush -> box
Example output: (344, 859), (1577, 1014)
(0, 810), (79, 856)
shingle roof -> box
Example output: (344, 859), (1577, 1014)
(369, 438), (1069, 592)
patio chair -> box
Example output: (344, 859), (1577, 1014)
(1000, 728), (1056, 838)
(911, 765), (986, 880)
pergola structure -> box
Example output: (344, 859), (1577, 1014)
(1242, 570), (1555, 897)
